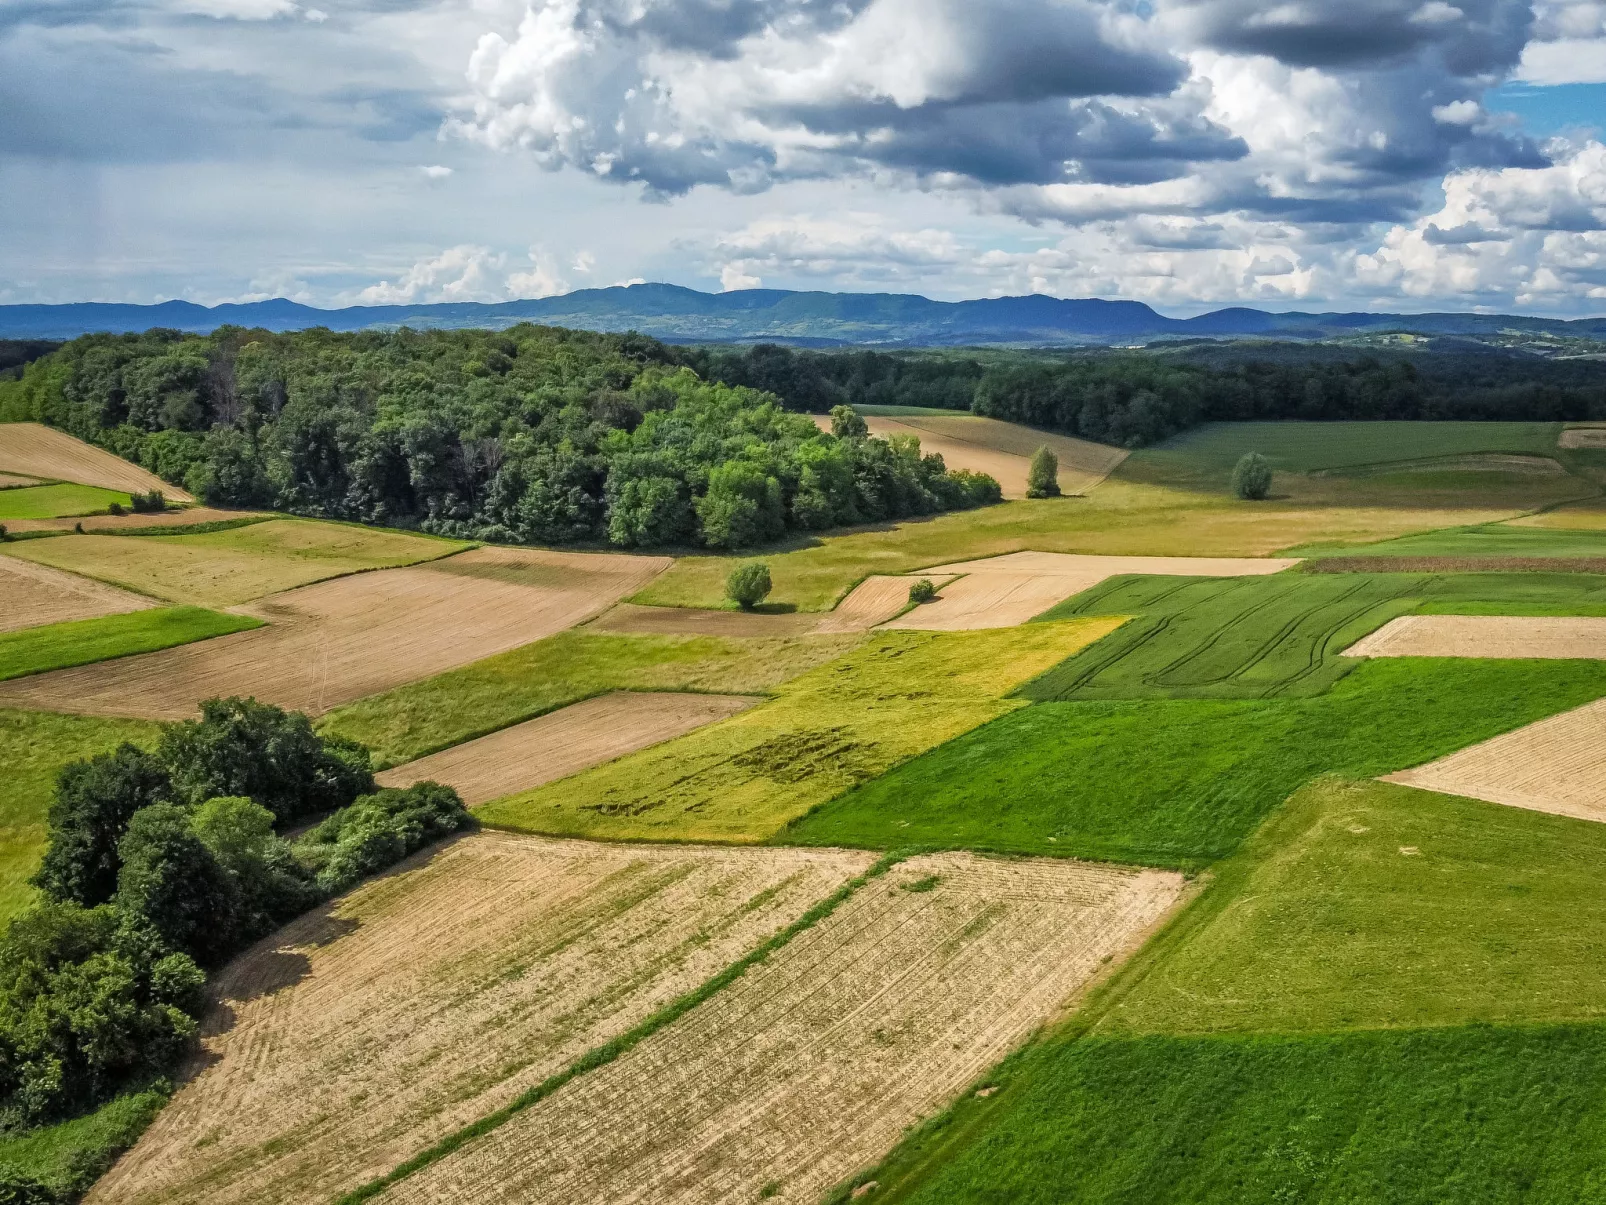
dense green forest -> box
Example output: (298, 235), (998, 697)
(689, 341), (1606, 447)
(0, 327), (997, 548)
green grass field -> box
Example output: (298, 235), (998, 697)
(0, 1084), (169, 1199)
(0, 482), (132, 520)
(786, 658), (1606, 867)
(1294, 523), (1606, 559)
(320, 628), (866, 768)
(1026, 571), (1606, 701)
(0, 606), (261, 682)
(477, 620), (1120, 844)
(0, 708), (163, 922)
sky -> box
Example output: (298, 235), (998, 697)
(2, 0), (1606, 315)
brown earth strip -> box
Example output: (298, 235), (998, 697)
(0, 472), (43, 489)
(0, 556), (157, 633)
(1346, 614), (1606, 659)
(0, 547), (670, 718)
(814, 573), (958, 632)
(1383, 696), (1606, 823)
(1560, 426), (1606, 449)
(0, 422), (194, 501)
(375, 692), (762, 804)
(1, 507), (265, 534)
(590, 602), (822, 638)
(893, 414), (1129, 493)
(1307, 556), (1606, 573)
(378, 853), (1183, 1205)
(87, 833), (874, 1205)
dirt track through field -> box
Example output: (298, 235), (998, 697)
(0, 547), (669, 718)
(0, 422), (193, 500)
(0, 555), (156, 633)
(875, 551), (1300, 631)
(1346, 614), (1606, 659)
(89, 833), (873, 1205)
(375, 692), (762, 804)
(1383, 697), (1606, 823)
(379, 852), (1183, 1205)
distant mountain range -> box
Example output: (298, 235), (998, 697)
(4, 283), (1605, 347)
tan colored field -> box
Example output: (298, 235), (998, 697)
(1559, 426), (1606, 449)
(375, 691), (762, 804)
(0, 518), (465, 607)
(0, 472), (42, 488)
(590, 602), (822, 637)
(0, 556), (155, 633)
(0, 547), (670, 718)
(379, 852), (1183, 1205)
(89, 832), (874, 1205)
(815, 572), (957, 632)
(0, 422), (194, 500)
(1346, 614), (1606, 659)
(877, 551), (1300, 631)
(810, 415), (1124, 498)
(1, 506), (265, 534)
(1506, 505), (1606, 531)
(1383, 697), (1606, 823)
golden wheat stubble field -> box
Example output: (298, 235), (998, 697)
(0, 556), (156, 633)
(1347, 614), (1606, 659)
(90, 832), (875, 1205)
(378, 852), (1183, 1205)
(1385, 696), (1606, 823)
(375, 691), (763, 804)
(0, 547), (669, 718)
(0, 422), (195, 500)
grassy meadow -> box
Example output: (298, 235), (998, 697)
(0, 482), (132, 520)
(477, 620), (1121, 843)
(0, 607), (262, 682)
(1294, 522), (1606, 560)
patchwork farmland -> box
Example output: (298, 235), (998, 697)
(9, 393), (1606, 1205)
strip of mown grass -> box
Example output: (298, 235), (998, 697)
(0, 708), (163, 923)
(858, 1023), (1606, 1205)
(0, 607), (261, 683)
(477, 621), (1120, 844)
(0, 482), (131, 520)
(1026, 571), (1606, 701)
(319, 629), (865, 769)
(785, 658), (1606, 868)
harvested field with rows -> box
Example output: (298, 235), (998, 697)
(1384, 697), (1606, 823)
(0, 555), (154, 633)
(375, 691), (762, 804)
(0, 547), (669, 718)
(1, 506), (266, 534)
(1347, 614), (1606, 659)
(90, 833), (874, 1205)
(374, 852), (1183, 1205)
(0, 422), (194, 499)
(0, 518), (465, 607)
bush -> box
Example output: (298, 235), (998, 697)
(115, 804), (238, 964)
(107, 502), (125, 516)
(909, 579), (938, 604)
(725, 561), (773, 610)
(0, 1165), (57, 1204)
(34, 745), (173, 909)
(0, 524), (7, 542)
(296, 782), (471, 896)
(1232, 451), (1273, 500)
(946, 469), (1003, 508)
(1026, 446), (1061, 498)
(128, 491), (164, 514)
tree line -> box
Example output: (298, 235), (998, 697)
(0, 326), (999, 550)
(0, 698), (470, 1201)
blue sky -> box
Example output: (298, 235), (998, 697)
(2, 0), (1605, 315)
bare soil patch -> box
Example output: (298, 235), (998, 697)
(590, 602), (822, 637)
(1308, 556), (1606, 574)
(882, 551), (1299, 631)
(1346, 614), (1606, 659)
(376, 692), (762, 804)
(380, 853), (1183, 1205)
(0, 547), (670, 718)
(1, 507), (263, 534)
(0, 472), (42, 489)
(1384, 697), (1606, 823)
(1560, 426), (1606, 449)
(0, 422), (193, 501)
(817, 573), (958, 632)
(88, 832), (872, 1205)
(895, 414), (1130, 493)
(0, 556), (156, 633)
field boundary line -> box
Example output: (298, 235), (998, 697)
(333, 848), (912, 1205)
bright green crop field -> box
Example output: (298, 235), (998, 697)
(0, 606), (261, 683)
(0, 482), (131, 520)
(1294, 522), (1606, 559)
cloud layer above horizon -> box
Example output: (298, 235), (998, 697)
(2, 0), (1605, 313)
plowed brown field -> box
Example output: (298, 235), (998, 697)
(814, 573), (958, 632)
(590, 602), (822, 637)
(1383, 697), (1606, 823)
(0, 422), (193, 500)
(0, 556), (155, 633)
(0, 472), (41, 488)
(378, 853), (1183, 1205)
(879, 551), (1299, 631)
(1, 507), (265, 534)
(1346, 614), (1606, 659)
(375, 692), (762, 804)
(0, 547), (670, 718)
(1560, 426), (1606, 449)
(89, 833), (874, 1205)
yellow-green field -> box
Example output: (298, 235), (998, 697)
(478, 618), (1122, 842)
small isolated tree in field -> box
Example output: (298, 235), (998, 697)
(1026, 446), (1060, 498)
(908, 578), (938, 604)
(829, 404), (868, 440)
(1232, 451), (1273, 500)
(726, 561), (772, 610)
